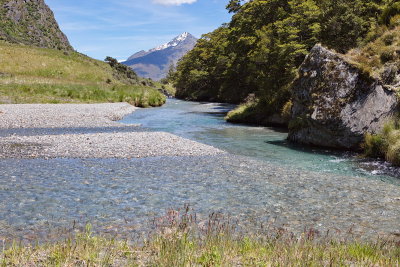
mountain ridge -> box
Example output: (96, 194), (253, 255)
(0, 0), (72, 50)
(123, 32), (197, 80)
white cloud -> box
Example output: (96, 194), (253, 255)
(152, 0), (197, 6)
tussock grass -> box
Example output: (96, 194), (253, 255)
(347, 26), (400, 81)
(364, 120), (400, 166)
(1, 207), (399, 266)
(0, 41), (166, 107)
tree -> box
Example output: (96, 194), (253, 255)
(173, 0), (389, 121)
(226, 0), (243, 13)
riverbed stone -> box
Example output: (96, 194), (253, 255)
(288, 44), (399, 150)
(0, 103), (224, 158)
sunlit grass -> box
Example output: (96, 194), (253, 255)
(1, 208), (399, 266)
(346, 26), (400, 80)
(0, 41), (167, 107)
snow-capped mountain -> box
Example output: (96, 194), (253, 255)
(123, 32), (197, 80)
(149, 32), (191, 52)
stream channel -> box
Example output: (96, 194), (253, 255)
(0, 99), (399, 243)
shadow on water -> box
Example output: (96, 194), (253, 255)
(266, 139), (353, 157)
(0, 98), (399, 244)
(121, 99), (400, 182)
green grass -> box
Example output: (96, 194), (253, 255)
(0, 83), (165, 107)
(364, 120), (400, 166)
(0, 41), (167, 107)
(225, 102), (256, 123)
(346, 26), (400, 80)
(1, 209), (399, 266)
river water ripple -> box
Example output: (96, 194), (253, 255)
(0, 99), (399, 243)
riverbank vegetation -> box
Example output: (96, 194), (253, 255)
(351, 25), (400, 166)
(0, 41), (166, 107)
(171, 0), (400, 125)
(1, 210), (399, 266)
(365, 119), (400, 166)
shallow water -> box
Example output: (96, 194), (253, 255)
(121, 99), (400, 183)
(0, 99), (399, 243)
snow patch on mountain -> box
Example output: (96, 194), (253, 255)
(123, 32), (197, 80)
(150, 32), (190, 52)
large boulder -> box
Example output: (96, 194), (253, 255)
(288, 44), (398, 150)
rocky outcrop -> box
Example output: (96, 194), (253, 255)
(288, 44), (398, 150)
(0, 0), (72, 50)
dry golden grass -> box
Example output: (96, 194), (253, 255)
(347, 26), (400, 80)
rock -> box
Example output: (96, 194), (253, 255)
(0, 0), (72, 50)
(158, 88), (173, 98)
(381, 63), (400, 89)
(288, 44), (398, 150)
(266, 113), (287, 127)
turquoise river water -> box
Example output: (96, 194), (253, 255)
(121, 99), (399, 182)
(0, 99), (399, 243)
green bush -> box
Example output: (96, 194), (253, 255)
(364, 133), (387, 158)
(382, 33), (396, 45)
(379, 2), (400, 26)
(364, 120), (400, 166)
(380, 48), (395, 63)
(390, 14), (400, 27)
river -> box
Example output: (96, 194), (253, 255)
(0, 99), (399, 243)
(121, 99), (400, 182)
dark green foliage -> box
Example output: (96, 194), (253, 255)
(226, 0), (243, 13)
(318, 0), (384, 53)
(105, 56), (139, 85)
(173, 0), (390, 124)
(379, 1), (400, 25)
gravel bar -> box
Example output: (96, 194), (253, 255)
(0, 103), (224, 158)
(0, 103), (138, 128)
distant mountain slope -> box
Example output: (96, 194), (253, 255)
(0, 0), (72, 50)
(123, 32), (197, 80)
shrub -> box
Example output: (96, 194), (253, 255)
(382, 33), (396, 46)
(281, 100), (293, 121)
(390, 14), (400, 27)
(364, 120), (400, 166)
(380, 48), (395, 63)
(363, 133), (387, 158)
(386, 140), (400, 165)
(380, 2), (400, 26)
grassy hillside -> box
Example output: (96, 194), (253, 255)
(0, 41), (166, 107)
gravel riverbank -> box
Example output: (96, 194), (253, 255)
(0, 103), (224, 158)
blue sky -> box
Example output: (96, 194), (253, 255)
(46, 0), (232, 61)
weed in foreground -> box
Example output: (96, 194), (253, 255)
(1, 205), (399, 266)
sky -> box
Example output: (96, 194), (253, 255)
(46, 0), (232, 61)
